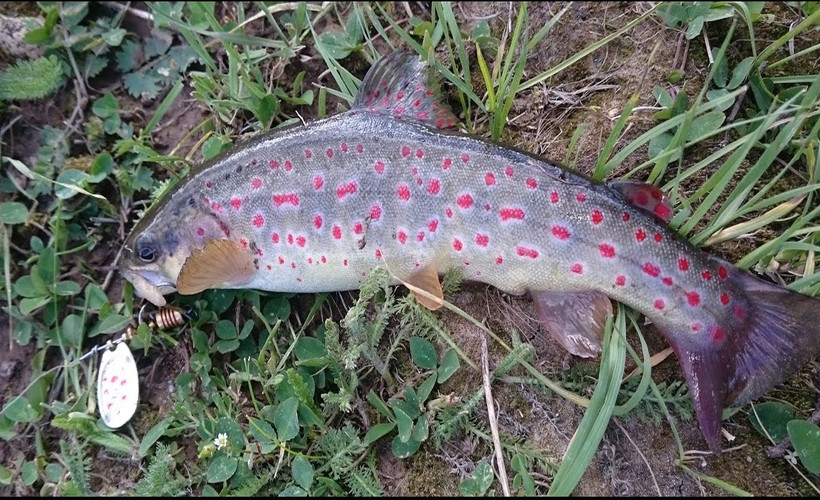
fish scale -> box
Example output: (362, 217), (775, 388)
(121, 51), (820, 453)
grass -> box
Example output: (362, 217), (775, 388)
(1, 1), (819, 496)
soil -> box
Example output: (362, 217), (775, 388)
(1, 1), (818, 496)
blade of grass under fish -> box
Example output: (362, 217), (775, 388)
(737, 203), (820, 270)
(564, 122), (586, 170)
(141, 80), (184, 139)
(755, 8), (820, 71)
(490, 3), (528, 141)
(593, 93), (638, 180)
(519, 4), (659, 92)
(309, 18), (360, 104)
(611, 315), (652, 417)
(548, 307), (626, 496)
(678, 463), (753, 496)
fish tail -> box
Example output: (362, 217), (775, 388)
(662, 266), (820, 452)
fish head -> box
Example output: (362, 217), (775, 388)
(121, 195), (226, 306)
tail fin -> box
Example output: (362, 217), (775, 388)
(662, 267), (820, 452)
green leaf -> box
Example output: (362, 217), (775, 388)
(206, 455), (238, 483)
(728, 56), (755, 90)
(2, 396), (39, 423)
(123, 72), (161, 100)
(410, 337), (437, 370)
(706, 89), (734, 112)
(216, 320), (237, 340)
(294, 337), (326, 361)
(459, 461), (494, 496)
(279, 485), (307, 496)
(116, 40), (140, 72)
(52, 280), (81, 296)
(0, 466), (11, 486)
(20, 296), (51, 315)
(687, 110), (725, 140)
(367, 390), (394, 420)
(214, 339), (240, 353)
(411, 414), (429, 442)
(0, 202), (28, 224)
(262, 295), (291, 322)
(394, 407), (414, 443)
(364, 422), (396, 446)
(215, 417), (245, 448)
(274, 397), (300, 442)
(712, 52), (729, 88)
(248, 417), (277, 454)
(92, 93), (119, 118)
(417, 374), (437, 404)
(317, 31), (356, 59)
(749, 402), (794, 442)
(391, 434), (421, 459)
(789, 420), (820, 474)
(90, 314), (131, 337)
(21, 461), (37, 486)
(139, 417), (173, 458)
(201, 135), (232, 161)
(437, 349), (460, 383)
(684, 16), (704, 39)
(291, 456), (314, 490)
(102, 28), (127, 46)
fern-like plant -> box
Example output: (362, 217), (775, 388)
(0, 55), (64, 101)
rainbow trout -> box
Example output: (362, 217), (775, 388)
(121, 51), (820, 451)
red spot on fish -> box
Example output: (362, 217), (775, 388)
(484, 204), (491, 211)
(654, 299), (665, 310)
(416, 148), (423, 159)
(239, 238), (248, 249)
(269, 160), (279, 169)
(397, 91), (404, 99)
(505, 166), (514, 177)
(709, 325), (725, 342)
(550, 191), (559, 204)
(654, 233), (663, 243)
(428, 219), (438, 232)
(485, 173), (496, 186)
(571, 263), (583, 274)
(622, 212), (630, 221)
(336, 182), (358, 200)
(551, 225), (571, 240)
(356, 144), (363, 153)
(411, 167), (418, 176)
(517, 246), (539, 259)
(374, 161), (385, 174)
(354, 222), (363, 235)
(598, 243), (615, 258)
(230, 198), (242, 210)
(197, 227), (204, 236)
(416, 178), (423, 186)
(253, 214), (264, 228)
(295, 236), (305, 247)
(375, 249), (383, 260)
(402, 146), (411, 158)
(691, 322), (702, 332)
(591, 210), (603, 225)
(370, 204), (382, 220)
(457, 193), (474, 209)
(427, 178), (440, 195)
(321, 255), (327, 264)
(443, 158), (452, 169)
(453, 238), (463, 251)
(266, 264), (272, 270)
(475, 234), (489, 247)
(284, 160), (293, 171)
(733, 304), (745, 318)
(686, 291), (700, 306)
(326, 148), (333, 158)
(313, 215), (323, 229)
(305, 149), (313, 159)
(398, 230), (407, 244)
(291, 262), (296, 269)
(461, 153), (469, 163)
(446, 207), (453, 218)
(206, 181), (213, 188)
(331, 225), (342, 240)
(273, 193), (300, 207)
(654, 204), (671, 220)
(701, 270), (712, 281)
(251, 178), (262, 190)
(678, 257), (689, 271)
(417, 231), (425, 242)
(307, 257), (313, 264)
(496, 256), (503, 264)
(341, 142), (349, 153)
(662, 276), (673, 286)
(397, 184), (411, 201)
(413, 98), (421, 107)
(576, 192), (586, 203)
(718, 266), (728, 280)
(313, 174), (324, 190)
(720, 292), (730, 305)
(500, 208), (525, 221)
(344, 259), (349, 266)
(615, 275), (626, 287)
(642, 262), (660, 277)
(112, 376), (118, 383)
(272, 233), (280, 244)
(526, 178), (537, 189)
(278, 256), (284, 264)
(287, 234), (294, 245)
(635, 229), (646, 242)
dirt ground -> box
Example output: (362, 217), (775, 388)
(2, 1), (819, 496)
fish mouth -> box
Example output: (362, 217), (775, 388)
(121, 269), (176, 307)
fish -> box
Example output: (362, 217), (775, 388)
(120, 50), (820, 452)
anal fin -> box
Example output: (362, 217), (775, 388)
(530, 290), (612, 358)
(404, 262), (444, 311)
(177, 239), (256, 295)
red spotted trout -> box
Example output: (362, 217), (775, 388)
(120, 51), (820, 452)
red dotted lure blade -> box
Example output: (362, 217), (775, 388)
(96, 342), (139, 429)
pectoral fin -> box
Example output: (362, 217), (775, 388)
(530, 290), (613, 358)
(404, 262), (444, 310)
(176, 239), (256, 295)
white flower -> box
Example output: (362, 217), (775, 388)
(213, 433), (228, 450)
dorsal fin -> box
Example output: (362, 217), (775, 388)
(609, 180), (674, 223)
(353, 51), (458, 129)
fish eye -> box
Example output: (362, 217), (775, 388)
(136, 235), (159, 263)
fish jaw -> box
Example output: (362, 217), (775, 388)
(121, 268), (175, 306)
